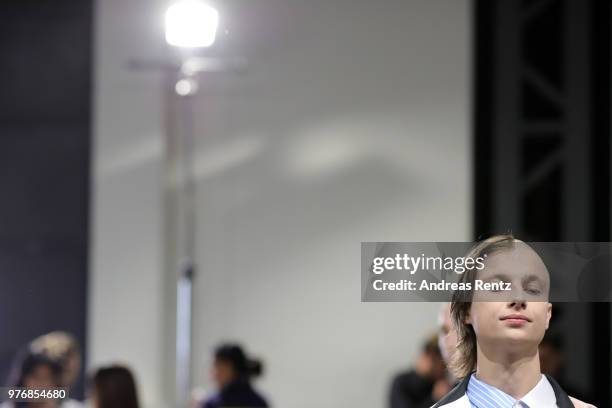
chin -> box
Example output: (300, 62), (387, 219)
(497, 330), (541, 346)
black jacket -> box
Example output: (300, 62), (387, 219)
(203, 380), (269, 408)
(389, 370), (436, 408)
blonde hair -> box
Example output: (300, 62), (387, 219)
(30, 331), (79, 363)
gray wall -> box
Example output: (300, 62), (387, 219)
(90, 0), (168, 406)
(91, 0), (471, 407)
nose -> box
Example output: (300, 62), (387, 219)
(506, 280), (527, 308)
(508, 298), (527, 310)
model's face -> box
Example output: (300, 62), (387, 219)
(466, 243), (552, 349)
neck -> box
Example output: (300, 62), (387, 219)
(474, 341), (542, 400)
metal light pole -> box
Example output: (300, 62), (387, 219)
(127, 4), (246, 406)
(165, 54), (245, 408)
(170, 65), (198, 408)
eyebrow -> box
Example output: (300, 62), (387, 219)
(481, 273), (512, 282)
(481, 273), (546, 285)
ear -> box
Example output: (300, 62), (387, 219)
(545, 303), (552, 330)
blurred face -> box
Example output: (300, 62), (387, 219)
(437, 303), (458, 364)
(91, 386), (99, 408)
(428, 351), (447, 381)
(61, 351), (81, 387)
(24, 365), (56, 389)
(212, 359), (235, 389)
(466, 243), (552, 350)
(539, 343), (562, 375)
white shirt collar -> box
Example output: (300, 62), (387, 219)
(520, 374), (558, 407)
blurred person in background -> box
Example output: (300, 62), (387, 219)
(437, 303), (458, 377)
(539, 332), (563, 379)
(202, 344), (268, 408)
(90, 365), (139, 408)
(436, 303), (458, 397)
(539, 332), (591, 404)
(388, 334), (449, 408)
(30, 332), (82, 408)
(1, 351), (61, 408)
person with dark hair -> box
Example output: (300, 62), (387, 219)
(1, 351), (62, 408)
(433, 234), (595, 408)
(389, 334), (449, 408)
(91, 365), (140, 408)
(202, 344), (268, 408)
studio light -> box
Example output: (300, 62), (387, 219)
(165, 0), (219, 48)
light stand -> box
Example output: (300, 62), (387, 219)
(127, 3), (245, 405)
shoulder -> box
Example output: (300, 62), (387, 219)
(431, 375), (471, 408)
(431, 394), (470, 408)
(545, 374), (596, 408)
(60, 399), (84, 408)
(391, 370), (417, 383)
(569, 396), (597, 408)
(391, 370), (430, 390)
(246, 386), (268, 407)
(202, 394), (221, 408)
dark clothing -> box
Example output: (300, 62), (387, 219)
(389, 370), (435, 408)
(203, 380), (268, 408)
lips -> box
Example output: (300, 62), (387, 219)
(500, 314), (532, 322)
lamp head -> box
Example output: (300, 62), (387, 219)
(165, 1), (219, 48)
